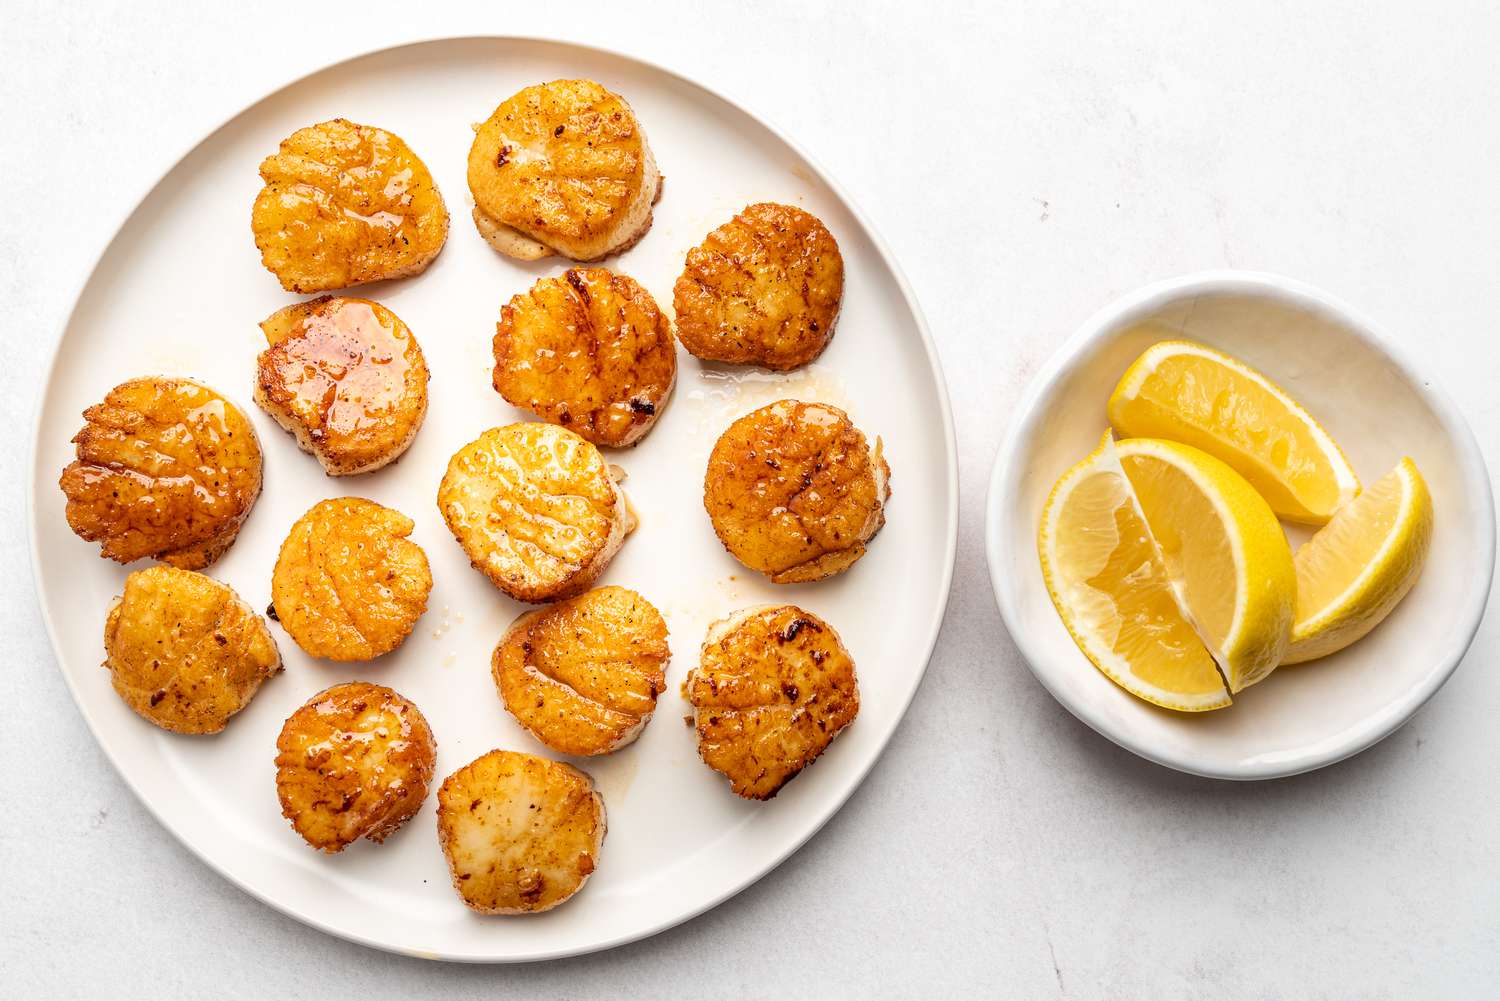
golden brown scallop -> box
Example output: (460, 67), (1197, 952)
(254, 296), (429, 475)
(275, 682), (437, 853)
(493, 586), (670, 756)
(704, 400), (890, 583)
(684, 605), (859, 800)
(436, 749), (605, 914)
(103, 566), (281, 734)
(467, 79), (660, 262)
(59, 377), (262, 569)
(492, 268), (676, 448)
(673, 203), (843, 370)
(270, 497), (432, 661)
(437, 423), (634, 603)
(251, 118), (448, 293)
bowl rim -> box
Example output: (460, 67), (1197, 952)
(985, 269), (1496, 780)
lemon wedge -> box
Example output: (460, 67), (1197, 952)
(1114, 437), (1297, 692)
(1283, 458), (1433, 664)
(1037, 434), (1230, 711)
(1108, 340), (1360, 525)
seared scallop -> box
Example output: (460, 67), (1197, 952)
(275, 682), (436, 853)
(251, 118), (448, 293)
(437, 423), (634, 603)
(467, 79), (661, 262)
(270, 497), (432, 661)
(255, 296), (429, 475)
(684, 605), (859, 800)
(673, 203), (843, 370)
(436, 749), (605, 914)
(59, 377), (262, 569)
(104, 566), (281, 734)
(704, 400), (890, 583)
(493, 268), (676, 447)
(493, 586), (670, 756)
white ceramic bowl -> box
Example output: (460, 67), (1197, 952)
(986, 271), (1495, 779)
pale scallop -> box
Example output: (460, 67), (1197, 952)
(436, 750), (606, 914)
(437, 423), (633, 603)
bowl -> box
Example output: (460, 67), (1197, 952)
(986, 271), (1495, 779)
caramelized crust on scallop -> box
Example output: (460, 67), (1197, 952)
(275, 682), (436, 853)
(684, 605), (859, 800)
(704, 400), (889, 583)
(493, 268), (676, 447)
(59, 377), (262, 569)
(437, 423), (633, 603)
(673, 203), (843, 370)
(467, 80), (660, 261)
(252, 118), (448, 293)
(255, 296), (429, 475)
(493, 586), (670, 756)
(436, 750), (605, 914)
(104, 566), (281, 734)
(270, 498), (432, 661)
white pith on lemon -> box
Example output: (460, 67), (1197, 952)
(1114, 437), (1297, 692)
(1283, 457), (1433, 665)
(1107, 340), (1360, 525)
(1037, 433), (1230, 712)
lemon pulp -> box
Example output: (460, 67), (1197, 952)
(1114, 437), (1296, 691)
(1108, 340), (1359, 524)
(1039, 436), (1230, 711)
(1285, 457), (1433, 664)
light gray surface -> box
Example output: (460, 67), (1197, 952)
(2, 1), (1496, 997)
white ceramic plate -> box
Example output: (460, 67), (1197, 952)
(27, 37), (956, 961)
(987, 271), (1494, 780)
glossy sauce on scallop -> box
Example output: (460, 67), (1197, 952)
(493, 586), (670, 755)
(252, 118), (448, 293)
(674, 202), (844, 370)
(685, 605), (860, 800)
(703, 400), (889, 583)
(264, 299), (413, 434)
(275, 682), (437, 853)
(59, 377), (263, 568)
(493, 268), (676, 447)
(270, 497), (432, 660)
(256, 296), (428, 473)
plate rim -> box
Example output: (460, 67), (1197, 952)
(24, 34), (959, 961)
(984, 268), (1495, 781)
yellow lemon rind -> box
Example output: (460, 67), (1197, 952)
(1283, 457), (1433, 665)
(1037, 434), (1232, 713)
(1108, 339), (1360, 525)
(1113, 437), (1296, 693)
